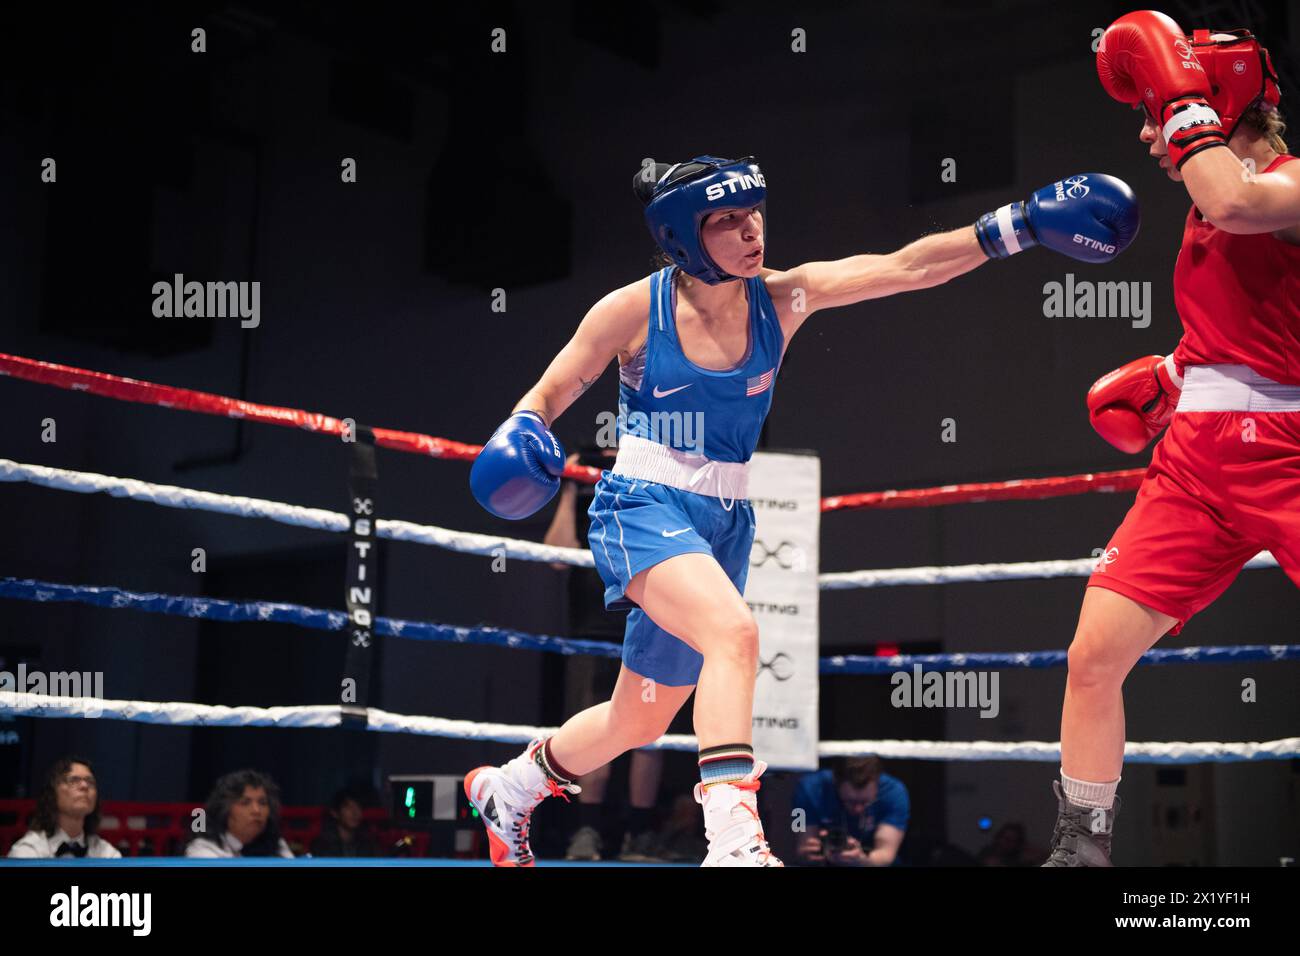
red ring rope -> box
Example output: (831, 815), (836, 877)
(1, 352), (1144, 508)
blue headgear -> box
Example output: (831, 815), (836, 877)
(637, 156), (766, 284)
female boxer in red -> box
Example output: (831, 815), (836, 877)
(1044, 11), (1300, 866)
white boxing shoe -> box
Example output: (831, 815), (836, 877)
(693, 760), (783, 867)
(464, 738), (580, 867)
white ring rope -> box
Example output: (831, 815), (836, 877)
(2, 693), (1296, 763)
(820, 551), (1279, 588)
(0, 458), (1280, 586)
(0, 458), (592, 568)
(6, 458), (1293, 765)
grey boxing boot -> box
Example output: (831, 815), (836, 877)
(1042, 780), (1120, 867)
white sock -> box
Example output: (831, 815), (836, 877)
(1061, 769), (1120, 809)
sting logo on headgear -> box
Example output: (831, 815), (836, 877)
(635, 155), (767, 285)
(1188, 28), (1282, 139)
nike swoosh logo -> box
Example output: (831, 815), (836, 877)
(652, 383), (692, 398)
(662, 528), (692, 538)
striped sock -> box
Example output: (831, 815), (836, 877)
(698, 743), (754, 790)
(533, 737), (577, 786)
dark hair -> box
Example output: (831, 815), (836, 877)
(329, 788), (363, 813)
(29, 755), (101, 838)
(192, 768), (285, 856)
(633, 157), (690, 274)
(833, 756), (882, 789)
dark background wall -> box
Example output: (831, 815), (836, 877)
(1, 0), (1296, 864)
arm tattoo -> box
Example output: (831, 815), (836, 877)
(572, 374), (597, 398)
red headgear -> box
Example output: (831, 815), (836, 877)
(1189, 29), (1282, 139)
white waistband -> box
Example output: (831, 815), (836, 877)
(612, 434), (749, 509)
(1177, 365), (1300, 412)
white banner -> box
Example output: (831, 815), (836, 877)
(746, 450), (820, 770)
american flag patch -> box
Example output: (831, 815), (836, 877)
(745, 368), (774, 396)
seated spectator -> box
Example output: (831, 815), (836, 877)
(7, 756), (120, 858)
(185, 769), (293, 858)
(977, 822), (1038, 866)
(311, 789), (381, 857)
(792, 756), (909, 867)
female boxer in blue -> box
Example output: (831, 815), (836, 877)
(465, 156), (1139, 866)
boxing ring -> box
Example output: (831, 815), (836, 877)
(2, 351), (1297, 862)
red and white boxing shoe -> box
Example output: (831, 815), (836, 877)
(464, 738), (580, 867)
(693, 760), (783, 867)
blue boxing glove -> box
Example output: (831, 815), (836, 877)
(470, 410), (567, 520)
(975, 174), (1139, 263)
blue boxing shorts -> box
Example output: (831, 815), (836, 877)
(587, 470), (756, 686)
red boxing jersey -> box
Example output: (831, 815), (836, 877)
(1172, 154), (1300, 385)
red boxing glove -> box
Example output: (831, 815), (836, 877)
(1096, 10), (1227, 168)
(1087, 354), (1184, 453)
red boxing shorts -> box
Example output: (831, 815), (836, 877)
(1088, 367), (1300, 633)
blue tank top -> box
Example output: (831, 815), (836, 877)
(617, 266), (783, 463)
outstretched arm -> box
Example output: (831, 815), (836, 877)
(769, 173), (1139, 339)
(774, 226), (987, 319)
